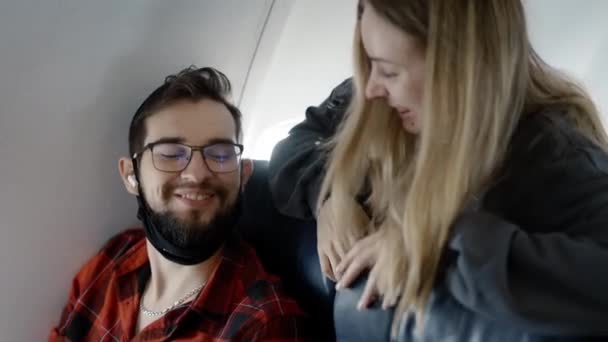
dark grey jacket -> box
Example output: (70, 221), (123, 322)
(268, 78), (608, 341)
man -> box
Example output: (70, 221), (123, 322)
(50, 67), (310, 341)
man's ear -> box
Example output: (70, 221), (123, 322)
(118, 157), (139, 196)
(240, 159), (254, 192)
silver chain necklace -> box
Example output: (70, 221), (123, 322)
(140, 284), (205, 318)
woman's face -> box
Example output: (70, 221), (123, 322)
(360, 4), (426, 134)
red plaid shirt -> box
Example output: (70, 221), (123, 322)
(49, 229), (312, 341)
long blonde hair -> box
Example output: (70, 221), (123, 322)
(319, 0), (608, 335)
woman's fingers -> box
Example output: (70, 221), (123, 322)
(336, 246), (374, 289)
(318, 247), (336, 282)
(336, 232), (381, 287)
(382, 292), (398, 310)
(326, 243), (342, 281)
(335, 246), (354, 280)
(357, 267), (379, 310)
(336, 236), (368, 275)
(319, 242), (342, 282)
(336, 256), (369, 290)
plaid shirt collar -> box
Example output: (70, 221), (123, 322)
(115, 232), (270, 340)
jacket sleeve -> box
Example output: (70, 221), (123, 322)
(268, 78), (353, 220)
(445, 139), (608, 335)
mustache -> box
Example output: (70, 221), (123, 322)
(162, 180), (228, 200)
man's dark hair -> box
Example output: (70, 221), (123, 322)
(128, 66), (242, 156)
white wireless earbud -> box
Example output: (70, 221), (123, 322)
(128, 175), (138, 187)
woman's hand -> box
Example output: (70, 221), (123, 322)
(336, 226), (406, 310)
(317, 199), (369, 282)
(336, 230), (381, 308)
(334, 229), (396, 309)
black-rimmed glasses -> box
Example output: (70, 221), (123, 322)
(133, 142), (244, 173)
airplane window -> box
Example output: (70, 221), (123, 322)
(245, 118), (301, 160)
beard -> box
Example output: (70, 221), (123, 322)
(148, 194), (241, 249)
(136, 177), (243, 265)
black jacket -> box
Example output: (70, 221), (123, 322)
(268, 78), (608, 341)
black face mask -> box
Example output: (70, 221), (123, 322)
(132, 160), (243, 265)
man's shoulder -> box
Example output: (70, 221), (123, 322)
(235, 276), (314, 340)
(230, 274), (308, 339)
(224, 236), (279, 285)
(99, 227), (146, 258)
(71, 228), (146, 289)
(240, 277), (303, 317)
(225, 237), (304, 317)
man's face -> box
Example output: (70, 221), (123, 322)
(127, 99), (249, 245)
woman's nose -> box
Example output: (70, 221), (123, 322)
(365, 78), (388, 99)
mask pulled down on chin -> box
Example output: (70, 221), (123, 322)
(136, 189), (243, 265)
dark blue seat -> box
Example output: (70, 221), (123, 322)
(238, 160), (335, 341)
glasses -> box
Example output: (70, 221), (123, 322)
(133, 142), (244, 173)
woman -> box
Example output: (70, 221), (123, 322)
(271, 0), (608, 339)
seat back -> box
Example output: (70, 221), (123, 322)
(238, 160), (336, 340)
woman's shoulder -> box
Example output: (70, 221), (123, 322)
(485, 111), (608, 232)
(508, 110), (608, 170)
